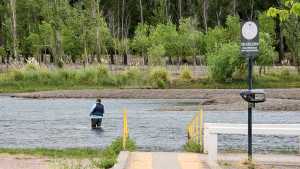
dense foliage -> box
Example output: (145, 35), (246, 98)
(267, 0), (300, 72)
(0, 0), (299, 81)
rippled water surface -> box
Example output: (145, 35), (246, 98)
(0, 96), (299, 152)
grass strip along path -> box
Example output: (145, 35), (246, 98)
(0, 138), (136, 169)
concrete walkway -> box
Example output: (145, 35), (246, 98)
(125, 152), (210, 169)
(219, 153), (300, 166)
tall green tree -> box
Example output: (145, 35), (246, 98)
(268, 0), (300, 72)
(131, 23), (151, 65)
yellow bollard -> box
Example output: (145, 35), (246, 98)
(186, 107), (205, 152)
(195, 112), (199, 144)
(123, 109), (129, 150)
(199, 108), (204, 148)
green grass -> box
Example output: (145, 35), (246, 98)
(0, 148), (103, 159)
(0, 137), (137, 169)
(183, 140), (203, 153)
(0, 65), (148, 93)
(0, 65), (300, 93)
(172, 73), (300, 89)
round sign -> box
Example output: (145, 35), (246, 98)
(242, 21), (258, 40)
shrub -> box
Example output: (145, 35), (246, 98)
(10, 69), (24, 81)
(99, 158), (116, 169)
(23, 70), (40, 81)
(57, 69), (77, 82)
(205, 27), (227, 54)
(114, 68), (144, 87)
(95, 65), (117, 86)
(180, 66), (193, 81)
(124, 67), (144, 86)
(25, 63), (39, 72)
(114, 72), (128, 87)
(109, 137), (136, 154)
(257, 32), (277, 67)
(280, 69), (290, 78)
(131, 23), (151, 58)
(207, 43), (243, 82)
(99, 137), (136, 169)
(183, 140), (203, 153)
(225, 15), (240, 43)
(76, 68), (97, 85)
(149, 67), (170, 89)
(148, 45), (166, 65)
(97, 64), (109, 77)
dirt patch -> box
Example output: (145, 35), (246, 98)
(9, 89), (300, 111)
(220, 161), (300, 169)
(0, 155), (97, 169)
(219, 153), (300, 169)
(0, 155), (49, 169)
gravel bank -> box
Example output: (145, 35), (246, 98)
(8, 89), (300, 111)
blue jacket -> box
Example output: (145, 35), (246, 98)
(90, 103), (104, 117)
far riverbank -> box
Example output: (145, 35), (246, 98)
(7, 89), (300, 111)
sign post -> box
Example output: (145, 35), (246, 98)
(240, 21), (259, 162)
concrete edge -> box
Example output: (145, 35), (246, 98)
(110, 151), (130, 169)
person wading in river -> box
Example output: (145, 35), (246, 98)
(90, 98), (104, 129)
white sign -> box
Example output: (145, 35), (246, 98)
(241, 21), (259, 56)
(242, 21), (258, 40)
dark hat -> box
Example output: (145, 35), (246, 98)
(96, 98), (101, 103)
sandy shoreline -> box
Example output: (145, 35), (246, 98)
(6, 89), (300, 111)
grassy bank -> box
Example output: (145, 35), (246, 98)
(172, 74), (300, 89)
(0, 137), (136, 169)
(1, 64), (300, 93)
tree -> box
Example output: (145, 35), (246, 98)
(268, 0), (300, 72)
(207, 43), (243, 82)
(0, 0), (288, 66)
(178, 18), (202, 64)
(204, 26), (227, 54)
(258, 12), (276, 39)
(9, 0), (18, 59)
(114, 38), (129, 65)
(147, 44), (166, 65)
(256, 32), (277, 75)
(0, 47), (5, 63)
(24, 33), (41, 60)
(139, 0), (144, 24)
(39, 21), (53, 63)
(131, 23), (151, 65)
(47, 0), (69, 65)
(0, 1), (7, 63)
(225, 15), (240, 43)
(149, 23), (179, 64)
(151, 0), (169, 25)
(62, 25), (82, 62)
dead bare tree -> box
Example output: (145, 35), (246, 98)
(202, 0), (208, 33)
(178, 0), (182, 20)
(232, 0), (237, 16)
(9, 0), (18, 60)
(139, 0), (144, 24)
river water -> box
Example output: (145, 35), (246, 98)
(0, 96), (299, 153)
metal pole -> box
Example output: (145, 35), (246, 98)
(248, 56), (253, 161)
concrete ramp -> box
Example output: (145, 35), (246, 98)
(125, 152), (210, 169)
